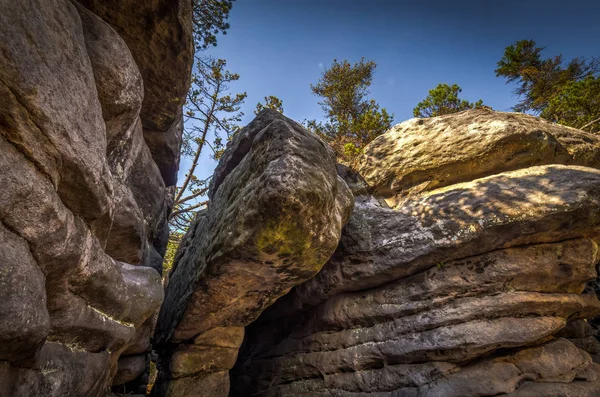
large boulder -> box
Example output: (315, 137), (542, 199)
(0, 0), (190, 395)
(360, 108), (600, 207)
(232, 110), (600, 396)
(153, 110), (353, 396)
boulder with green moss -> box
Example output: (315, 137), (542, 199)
(231, 110), (600, 397)
(152, 109), (353, 396)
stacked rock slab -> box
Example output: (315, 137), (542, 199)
(231, 109), (600, 396)
(0, 0), (192, 395)
(152, 110), (353, 396)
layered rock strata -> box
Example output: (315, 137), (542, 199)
(232, 109), (600, 396)
(152, 110), (353, 396)
(0, 0), (192, 395)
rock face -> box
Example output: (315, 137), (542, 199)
(0, 0), (191, 395)
(231, 109), (600, 396)
(4, 7), (600, 394)
(360, 109), (600, 208)
(78, 0), (193, 186)
(152, 110), (353, 396)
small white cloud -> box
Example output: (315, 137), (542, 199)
(318, 62), (324, 69)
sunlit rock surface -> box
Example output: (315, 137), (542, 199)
(152, 110), (353, 396)
(231, 109), (600, 397)
(3, 4), (600, 393)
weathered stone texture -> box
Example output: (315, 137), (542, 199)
(0, 0), (191, 394)
(77, 0), (194, 186)
(231, 110), (600, 397)
(152, 110), (353, 396)
(360, 108), (600, 207)
(4, 3), (600, 394)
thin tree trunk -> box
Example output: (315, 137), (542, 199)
(174, 89), (219, 205)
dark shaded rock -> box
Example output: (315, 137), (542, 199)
(105, 184), (146, 265)
(246, 339), (600, 397)
(336, 163), (372, 197)
(124, 315), (155, 356)
(76, 0), (193, 187)
(75, 2), (143, 146)
(557, 319), (595, 339)
(126, 121), (169, 241)
(158, 371), (230, 397)
(146, 243), (165, 275)
(112, 354), (147, 385)
(233, 238), (600, 394)
(0, 342), (112, 397)
(0, 223), (49, 365)
(144, 113), (184, 186)
(0, 0), (188, 394)
(76, 0), (193, 132)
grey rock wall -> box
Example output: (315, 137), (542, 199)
(0, 0), (192, 395)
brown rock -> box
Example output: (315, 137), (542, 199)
(193, 327), (245, 348)
(104, 184), (146, 265)
(0, 223), (49, 364)
(253, 339), (598, 397)
(421, 339), (597, 397)
(170, 345), (240, 379)
(123, 315), (155, 356)
(157, 110), (353, 343)
(157, 371), (230, 397)
(76, 0), (193, 187)
(557, 319), (595, 339)
(112, 354), (147, 385)
(360, 108), (600, 207)
(0, 0), (113, 222)
(76, 0), (193, 132)
(154, 110), (353, 395)
(246, 316), (566, 387)
(126, 121), (169, 241)
(0, 0), (185, 394)
(231, 114), (600, 397)
(143, 114), (184, 186)
(75, 2), (143, 145)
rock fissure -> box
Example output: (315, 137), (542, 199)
(3, 5), (600, 395)
(0, 78), (62, 188)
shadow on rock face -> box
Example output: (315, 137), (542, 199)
(151, 109), (354, 396)
(0, 0), (191, 395)
(230, 109), (600, 397)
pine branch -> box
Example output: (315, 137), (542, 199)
(169, 200), (209, 219)
(580, 117), (600, 131)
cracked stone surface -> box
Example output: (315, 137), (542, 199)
(0, 0), (191, 395)
(231, 110), (600, 397)
(152, 110), (353, 396)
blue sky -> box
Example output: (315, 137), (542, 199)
(179, 0), (600, 183)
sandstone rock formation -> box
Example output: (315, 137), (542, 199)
(152, 110), (353, 396)
(4, 3), (600, 394)
(231, 109), (600, 396)
(0, 0), (191, 395)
